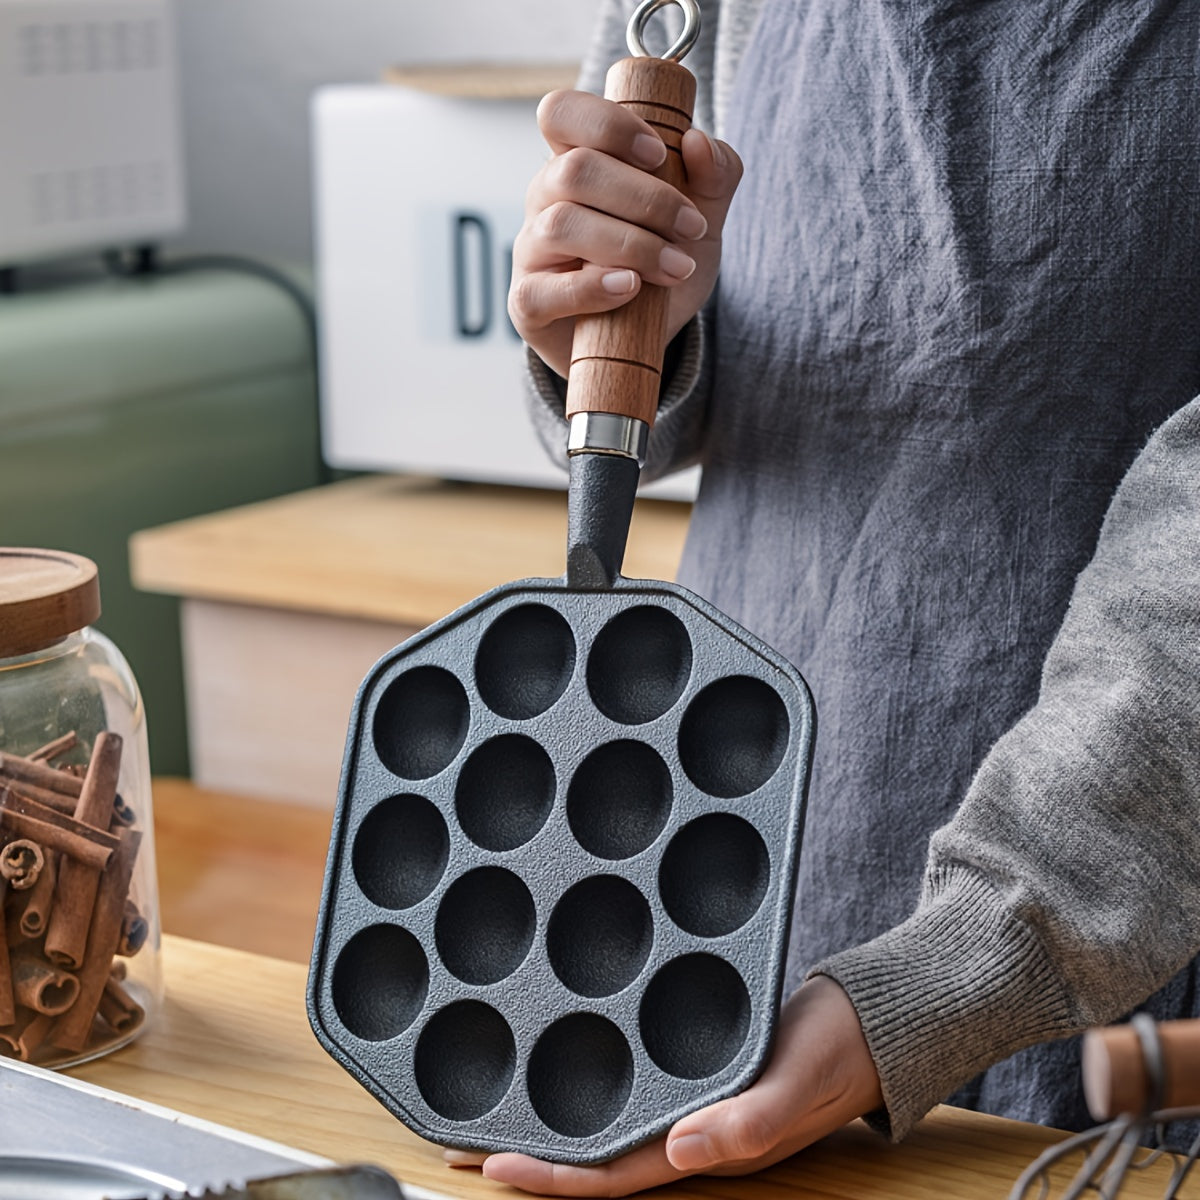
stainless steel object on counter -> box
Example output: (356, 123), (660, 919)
(1008, 1016), (1200, 1200)
(128, 1165), (406, 1199)
(0, 1055), (328, 1199)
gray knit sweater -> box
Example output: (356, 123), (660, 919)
(528, 0), (1200, 1140)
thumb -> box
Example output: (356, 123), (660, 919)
(664, 1088), (786, 1172)
(680, 128), (743, 229)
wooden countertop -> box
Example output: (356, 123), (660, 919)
(65, 936), (1168, 1200)
(383, 63), (580, 99)
(152, 777), (332, 963)
(130, 476), (691, 627)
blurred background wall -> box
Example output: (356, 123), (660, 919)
(0, 0), (599, 777)
(173, 0), (597, 261)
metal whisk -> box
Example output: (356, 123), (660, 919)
(1009, 1015), (1200, 1200)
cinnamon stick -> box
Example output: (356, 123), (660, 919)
(44, 734), (122, 970)
(0, 777), (77, 815)
(0, 883), (14, 1026)
(72, 735), (123, 829)
(0, 752), (83, 800)
(0, 839), (44, 890)
(0, 792), (115, 871)
(0, 1009), (53, 1061)
(50, 826), (141, 1051)
(98, 975), (144, 1034)
(18, 850), (56, 939)
(11, 949), (79, 1016)
(117, 900), (148, 957)
(5, 893), (29, 950)
(28, 732), (78, 763)
(110, 794), (137, 829)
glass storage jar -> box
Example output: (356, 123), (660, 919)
(0, 548), (161, 1066)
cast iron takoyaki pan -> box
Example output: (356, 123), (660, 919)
(308, 0), (816, 1164)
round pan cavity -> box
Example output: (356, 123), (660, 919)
(677, 675), (790, 797)
(547, 876), (653, 998)
(374, 666), (470, 780)
(475, 604), (576, 720)
(331, 924), (428, 1042)
(435, 867), (536, 985)
(587, 605), (692, 724)
(415, 1000), (516, 1121)
(567, 740), (672, 860)
(659, 813), (769, 937)
(353, 794), (449, 910)
(456, 735), (555, 851)
(640, 954), (750, 1079)
(527, 1013), (634, 1137)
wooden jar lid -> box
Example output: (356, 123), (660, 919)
(0, 548), (101, 658)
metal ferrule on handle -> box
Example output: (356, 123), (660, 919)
(567, 412), (649, 465)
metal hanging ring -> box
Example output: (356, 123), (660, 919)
(626, 0), (701, 63)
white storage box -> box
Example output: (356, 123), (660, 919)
(313, 79), (698, 501)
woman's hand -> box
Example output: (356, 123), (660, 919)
(444, 976), (884, 1197)
(509, 88), (743, 379)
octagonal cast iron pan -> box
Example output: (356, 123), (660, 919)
(308, 1), (817, 1166)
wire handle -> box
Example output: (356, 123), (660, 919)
(1007, 1017), (1200, 1200)
(626, 0), (701, 62)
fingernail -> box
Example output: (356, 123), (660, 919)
(668, 1133), (717, 1170)
(674, 206), (707, 240)
(659, 245), (697, 280)
(632, 132), (667, 168)
(443, 1149), (487, 1166)
(602, 269), (637, 294)
(707, 133), (726, 168)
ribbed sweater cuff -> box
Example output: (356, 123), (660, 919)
(524, 314), (707, 476)
(809, 867), (1076, 1140)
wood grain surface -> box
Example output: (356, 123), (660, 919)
(153, 777), (331, 962)
(176, 604), (415, 807)
(130, 476), (691, 626)
(0, 547), (100, 657)
(66, 936), (1173, 1200)
(383, 63), (580, 98)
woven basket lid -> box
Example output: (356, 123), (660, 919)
(0, 548), (101, 658)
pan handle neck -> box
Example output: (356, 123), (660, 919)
(566, 452), (640, 589)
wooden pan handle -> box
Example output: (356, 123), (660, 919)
(1082, 1018), (1200, 1119)
(565, 55), (697, 428)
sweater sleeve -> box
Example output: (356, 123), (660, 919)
(812, 393), (1200, 1138)
(526, 312), (713, 484)
(523, 0), (720, 485)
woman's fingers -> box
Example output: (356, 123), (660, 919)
(667, 977), (883, 1173)
(511, 91), (744, 372)
(449, 982), (882, 1197)
(537, 89), (667, 169)
(443, 1149), (489, 1168)
(525, 147), (708, 244)
(482, 1138), (687, 1198)
(515, 201), (697, 285)
(680, 128), (743, 218)
(508, 262), (641, 337)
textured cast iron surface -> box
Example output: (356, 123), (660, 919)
(308, 576), (815, 1164)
